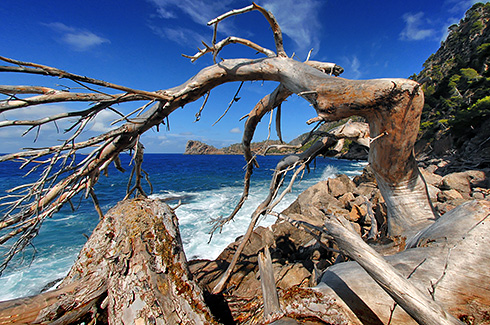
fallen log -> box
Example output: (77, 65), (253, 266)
(317, 200), (490, 324)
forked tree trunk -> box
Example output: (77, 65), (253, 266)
(0, 198), (216, 324)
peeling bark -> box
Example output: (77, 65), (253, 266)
(0, 199), (216, 324)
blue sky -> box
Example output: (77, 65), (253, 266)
(0, 0), (483, 153)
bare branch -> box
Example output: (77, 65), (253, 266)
(183, 36), (276, 63)
(207, 3), (286, 57)
(0, 56), (172, 101)
(212, 81), (244, 126)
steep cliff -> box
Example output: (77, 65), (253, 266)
(414, 2), (490, 170)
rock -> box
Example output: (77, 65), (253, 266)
(281, 181), (343, 216)
(473, 191), (485, 199)
(354, 182), (377, 198)
(466, 170), (488, 188)
(420, 168), (443, 185)
(275, 263), (311, 290)
(353, 166), (376, 185)
(425, 164), (439, 174)
(338, 192), (355, 209)
(217, 226), (274, 262)
(427, 184), (441, 202)
(439, 172), (472, 198)
(184, 140), (222, 155)
(327, 177), (348, 198)
(337, 174), (357, 192)
(350, 222), (362, 236)
(437, 189), (464, 202)
(346, 204), (364, 222)
(338, 142), (369, 160)
(352, 195), (367, 206)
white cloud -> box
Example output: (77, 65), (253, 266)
(262, 0), (322, 57)
(148, 25), (207, 47)
(44, 22), (110, 51)
(341, 56), (362, 79)
(229, 127), (241, 134)
(400, 12), (436, 41)
(147, 0), (322, 57)
(89, 109), (120, 132)
(445, 0), (482, 14)
(147, 0), (233, 25)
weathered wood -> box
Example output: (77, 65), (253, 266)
(318, 200), (490, 324)
(323, 213), (462, 325)
(258, 246), (283, 322)
(0, 199), (216, 324)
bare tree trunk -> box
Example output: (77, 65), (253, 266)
(317, 200), (490, 324)
(323, 214), (462, 325)
(0, 199), (216, 324)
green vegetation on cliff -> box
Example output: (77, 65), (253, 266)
(414, 3), (490, 157)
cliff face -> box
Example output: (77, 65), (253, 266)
(184, 140), (222, 155)
(414, 3), (490, 170)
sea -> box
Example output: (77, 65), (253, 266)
(0, 153), (366, 301)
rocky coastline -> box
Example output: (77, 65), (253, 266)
(187, 158), (489, 323)
(184, 139), (369, 160)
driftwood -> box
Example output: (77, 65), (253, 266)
(317, 200), (490, 324)
(0, 199), (215, 324)
(322, 213), (462, 325)
(258, 247), (283, 323)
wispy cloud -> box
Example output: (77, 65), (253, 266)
(44, 22), (110, 51)
(229, 127), (241, 134)
(342, 56), (362, 79)
(262, 0), (322, 57)
(89, 110), (120, 132)
(146, 0), (234, 47)
(148, 24), (207, 47)
(148, 0), (233, 25)
(147, 0), (323, 57)
(445, 0), (481, 14)
(400, 12), (436, 41)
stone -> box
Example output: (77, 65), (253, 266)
(427, 184), (441, 202)
(466, 170), (488, 188)
(437, 189), (464, 202)
(440, 172), (471, 199)
(472, 192), (485, 200)
(335, 174), (357, 193)
(354, 182), (377, 198)
(350, 222), (362, 236)
(281, 181), (343, 216)
(327, 177), (348, 198)
(346, 204), (364, 222)
(275, 263), (311, 290)
(338, 192), (355, 209)
(420, 168), (443, 185)
(353, 165), (377, 186)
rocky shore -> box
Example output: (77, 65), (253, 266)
(184, 139), (369, 160)
(188, 161), (489, 323)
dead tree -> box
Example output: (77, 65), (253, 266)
(0, 199), (216, 323)
(0, 2), (485, 324)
